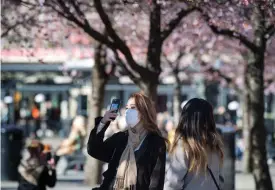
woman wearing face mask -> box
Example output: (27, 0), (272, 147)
(164, 98), (224, 190)
(87, 92), (167, 190)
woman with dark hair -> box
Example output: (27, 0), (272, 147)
(87, 92), (166, 190)
(164, 98), (224, 190)
(18, 140), (56, 190)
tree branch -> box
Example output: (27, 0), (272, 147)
(93, 0), (122, 44)
(45, 0), (116, 49)
(163, 55), (175, 70)
(198, 8), (259, 53)
(205, 65), (242, 93)
(161, 7), (195, 42)
(163, 51), (188, 72)
(265, 24), (275, 39)
(93, 0), (145, 77)
(112, 48), (141, 85)
(1, 19), (29, 37)
(1, 3), (38, 37)
(163, 54), (189, 83)
(107, 60), (117, 76)
(265, 78), (275, 89)
(175, 51), (186, 69)
(69, 0), (91, 27)
(146, 0), (162, 73)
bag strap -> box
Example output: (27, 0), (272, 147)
(207, 165), (221, 190)
(181, 170), (189, 190)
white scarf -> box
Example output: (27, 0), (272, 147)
(113, 122), (147, 190)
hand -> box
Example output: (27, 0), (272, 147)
(101, 110), (118, 124)
(47, 158), (55, 169)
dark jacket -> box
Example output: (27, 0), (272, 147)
(87, 117), (166, 190)
(18, 166), (56, 190)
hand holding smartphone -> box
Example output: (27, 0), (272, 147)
(101, 99), (121, 124)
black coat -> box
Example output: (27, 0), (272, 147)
(87, 117), (166, 190)
(17, 167), (56, 190)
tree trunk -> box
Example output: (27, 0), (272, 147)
(242, 70), (253, 173)
(139, 0), (161, 104)
(247, 5), (273, 189)
(139, 79), (158, 103)
(84, 43), (109, 186)
(173, 77), (181, 125)
(247, 51), (273, 190)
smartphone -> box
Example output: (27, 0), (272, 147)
(110, 99), (121, 113)
(110, 99), (121, 120)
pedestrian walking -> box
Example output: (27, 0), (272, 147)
(87, 92), (167, 190)
(164, 98), (224, 190)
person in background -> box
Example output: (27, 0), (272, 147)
(31, 104), (41, 138)
(88, 92), (167, 190)
(54, 115), (87, 161)
(164, 98), (224, 190)
(18, 140), (56, 190)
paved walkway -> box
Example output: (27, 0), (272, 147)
(235, 160), (275, 190)
(2, 137), (275, 190)
(2, 166), (275, 190)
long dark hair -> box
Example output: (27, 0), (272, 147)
(170, 98), (224, 174)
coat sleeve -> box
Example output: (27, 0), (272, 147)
(41, 167), (56, 188)
(87, 117), (122, 163)
(149, 138), (166, 190)
(164, 144), (188, 190)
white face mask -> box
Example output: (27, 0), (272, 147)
(125, 109), (140, 128)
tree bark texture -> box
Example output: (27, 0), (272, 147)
(139, 78), (158, 103)
(173, 75), (181, 125)
(248, 52), (273, 190)
(242, 67), (253, 173)
(248, 5), (273, 189)
(85, 43), (109, 186)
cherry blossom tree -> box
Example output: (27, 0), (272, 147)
(34, 0), (197, 101)
(195, 1), (275, 189)
(161, 11), (244, 124)
(3, 0), (199, 185)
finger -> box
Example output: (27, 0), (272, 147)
(105, 118), (112, 122)
(105, 113), (113, 118)
(110, 115), (116, 120)
(105, 110), (112, 114)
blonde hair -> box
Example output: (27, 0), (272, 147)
(170, 98), (223, 174)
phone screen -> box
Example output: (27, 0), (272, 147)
(110, 103), (119, 112)
(110, 99), (121, 113)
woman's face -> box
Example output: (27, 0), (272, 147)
(126, 98), (137, 110)
(125, 98), (141, 127)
